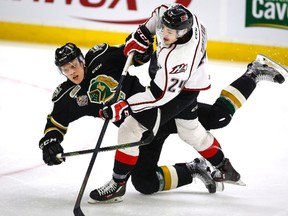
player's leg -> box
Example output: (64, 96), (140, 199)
(197, 72), (255, 131)
(198, 55), (285, 130)
(175, 98), (242, 185)
(131, 132), (168, 194)
(89, 108), (160, 203)
(89, 91), (199, 203)
(196, 56), (285, 184)
(131, 131), (217, 194)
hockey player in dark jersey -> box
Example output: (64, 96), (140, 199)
(39, 42), (147, 161)
(39, 41), (285, 203)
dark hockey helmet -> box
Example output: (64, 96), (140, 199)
(162, 4), (193, 31)
(55, 43), (84, 67)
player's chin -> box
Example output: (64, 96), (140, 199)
(71, 75), (82, 84)
(163, 38), (172, 45)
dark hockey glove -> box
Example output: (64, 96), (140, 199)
(124, 25), (154, 57)
(133, 44), (154, 67)
(99, 100), (131, 123)
(39, 137), (65, 166)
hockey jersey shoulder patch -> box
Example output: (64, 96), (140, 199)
(90, 43), (108, 53)
(52, 82), (77, 102)
(85, 43), (109, 66)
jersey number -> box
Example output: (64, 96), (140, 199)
(168, 78), (186, 92)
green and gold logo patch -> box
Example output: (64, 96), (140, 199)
(87, 75), (125, 104)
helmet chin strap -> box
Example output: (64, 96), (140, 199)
(176, 28), (188, 38)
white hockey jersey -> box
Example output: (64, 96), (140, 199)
(127, 4), (210, 113)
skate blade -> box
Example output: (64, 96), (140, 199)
(88, 196), (123, 204)
(223, 179), (246, 186)
(216, 182), (224, 192)
(257, 54), (288, 77)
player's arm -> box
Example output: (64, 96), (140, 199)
(122, 5), (169, 56)
(39, 112), (68, 166)
(123, 25), (154, 57)
(39, 84), (70, 166)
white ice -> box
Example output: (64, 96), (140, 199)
(1, 41), (288, 216)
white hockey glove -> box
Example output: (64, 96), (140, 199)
(124, 25), (154, 57)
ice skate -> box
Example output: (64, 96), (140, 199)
(88, 179), (126, 203)
(186, 158), (221, 193)
(212, 158), (246, 186)
(244, 54), (286, 84)
(257, 54), (288, 77)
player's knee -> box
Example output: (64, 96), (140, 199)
(176, 119), (216, 151)
(176, 119), (204, 145)
(207, 98), (233, 129)
(131, 175), (158, 195)
(212, 114), (232, 128)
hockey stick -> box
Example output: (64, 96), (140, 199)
(73, 53), (134, 216)
(59, 107), (161, 159)
(59, 131), (154, 158)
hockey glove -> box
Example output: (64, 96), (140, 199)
(133, 44), (154, 67)
(99, 100), (131, 123)
(124, 25), (154, 57)
(39, 137), (65, 166)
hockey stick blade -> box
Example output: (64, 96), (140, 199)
(73, 207), (85, 216)
(257, 54), (288, 77)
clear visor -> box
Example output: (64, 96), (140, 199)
(158, 19), (187, 39)
(58, 58), (84, 75)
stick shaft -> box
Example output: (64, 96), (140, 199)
(73, 53), (134, 216)
(60, 132), (154, 158)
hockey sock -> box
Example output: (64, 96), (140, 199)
(158, 164), (192, 191)
(113, 150), (138, 182)
(219, 75), (256, 114)
(198, 138), (225, 167)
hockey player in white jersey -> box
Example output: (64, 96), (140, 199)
(89, 3), (247, 203)
(36, 5), (287, 205)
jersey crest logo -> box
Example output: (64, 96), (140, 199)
(87, 75), (125, 104)
(76, 95), (89, 106)
(169, 64), (188, 74)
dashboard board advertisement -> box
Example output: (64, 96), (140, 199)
(0, 0), (287, 63)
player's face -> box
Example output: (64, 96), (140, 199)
(60, 58), (85, 84)
(162, 26), (178, 45)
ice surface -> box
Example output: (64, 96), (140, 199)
(1, 41), (288, 216)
